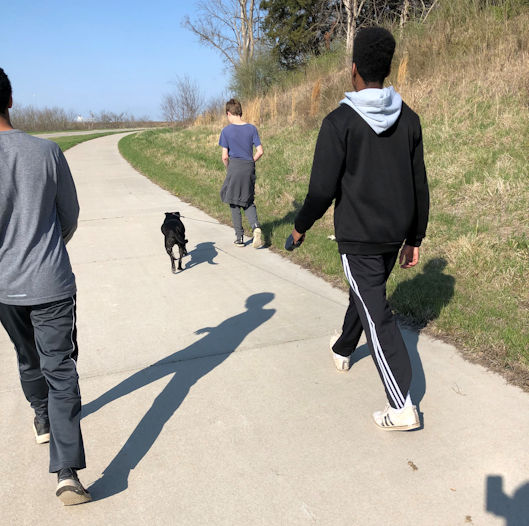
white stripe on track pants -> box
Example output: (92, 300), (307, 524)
(334, 252), (412, 409)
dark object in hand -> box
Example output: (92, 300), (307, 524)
(285, 233), (304, 251)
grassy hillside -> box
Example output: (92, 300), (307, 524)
(120, 1), (529, 389)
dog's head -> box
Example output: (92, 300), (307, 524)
(165, 211), (181, 218)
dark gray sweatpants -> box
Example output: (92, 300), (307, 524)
(0, 296), (86, 472)
(332, 252), (412, 409)
(230, 203), (259, 237)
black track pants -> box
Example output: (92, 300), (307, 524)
(0, 296), (86, 472)
(332, 253), (412, 409)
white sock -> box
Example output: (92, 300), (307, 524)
(392, 393), (413, 413)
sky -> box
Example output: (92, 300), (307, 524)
(1, 0), (231, 120)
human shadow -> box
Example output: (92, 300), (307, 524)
(185, 241), (218, 269)
(486, 475), (529, 526)
(83, 292), (275, 500)
(399, 328), (427, 412)
(388, 258), (455, 417)
(389, 258), (455, 329)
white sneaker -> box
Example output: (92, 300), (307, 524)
(329, 333), (350, 372)
(252, 227), (263, 248)
(373, 404), (420, 431)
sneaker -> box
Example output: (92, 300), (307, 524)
(56, 468), (92, 506)
(373, 404), (420, 431)
(234, 236), (244, 247)
(33, 417), (50, 444)
(329, 333), (350, 372)
(252, 227), (264, 248)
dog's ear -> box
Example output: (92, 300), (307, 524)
(174, 212), (181, 217)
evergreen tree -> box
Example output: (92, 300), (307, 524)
(260, 0), (340, 69)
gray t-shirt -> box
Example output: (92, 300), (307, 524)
(0, 129), (79, 305)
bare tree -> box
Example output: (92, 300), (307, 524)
(160, 93), (179, 123)
(161, 76), (204, 124)
(343, 0), (368, 55)
(184, 0), (260, 67)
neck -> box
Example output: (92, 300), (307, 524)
(0, 112), (13, 131)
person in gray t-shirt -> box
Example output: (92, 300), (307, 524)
(0, 68), (91, 505)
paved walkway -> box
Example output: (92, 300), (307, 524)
(1, 133), (528, 525)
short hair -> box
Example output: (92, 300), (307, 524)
(0, 67), (12, 114)
(226, 98), (242, 116)
(353, 27), (396, 83)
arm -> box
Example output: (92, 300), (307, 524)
(293, 117), (345, 238)
(405, 119), (429, 249)
(55, 148), (80, 244)
(221, 147), (229, 168)
(253, 144), (263, 162)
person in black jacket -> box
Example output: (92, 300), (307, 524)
(290, 27), (429, 431)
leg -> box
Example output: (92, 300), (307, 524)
(341, 253), (412, 409)
(243, 203), (263, 248)
(230, 205), (244, 238)
(0, 303), (49, 422)
(332, 287), (363, 357)
(242, 203), (260, 230)
(165, 241), (176, 273)
(30, 296), (86, 472)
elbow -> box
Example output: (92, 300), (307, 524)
(62, 222), (78, 245)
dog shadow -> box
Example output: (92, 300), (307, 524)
(83, 292), (275, 500)
(185, 242), (218, 269)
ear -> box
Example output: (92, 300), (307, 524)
(8, 95), (13, 109)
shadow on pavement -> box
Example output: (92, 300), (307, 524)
(185, 242), (218, 269)
(83, 292), (275, 500)
(486, 475), (529, 526)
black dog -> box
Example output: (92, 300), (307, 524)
(161, 212), (188, 273)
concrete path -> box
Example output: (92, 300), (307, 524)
(1, 133), (528, 526)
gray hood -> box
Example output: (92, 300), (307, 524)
(340, 86), (402, 134)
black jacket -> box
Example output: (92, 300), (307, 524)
(295, 102), (429, 254)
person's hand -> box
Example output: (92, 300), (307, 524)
(292, 228), (305, 244)
(399, 245), (420, 269)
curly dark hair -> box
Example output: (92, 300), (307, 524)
(353, 27), (396, 84)
(0, 68), (12, 114)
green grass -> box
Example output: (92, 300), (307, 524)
(49, 131), (128, 152)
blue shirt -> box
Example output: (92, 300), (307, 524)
(219, 123), (261, 161)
